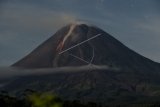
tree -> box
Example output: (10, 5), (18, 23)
(27, 92), (62, 107)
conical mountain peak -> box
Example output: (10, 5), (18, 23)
(12, 24), (160, 72)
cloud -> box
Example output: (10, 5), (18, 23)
(128, 16), (160, 62)
(137, 17), (160, 36)
(0, 3), (78, 32)
(0, 65), (116, 80)
(0, 2), (80, 66)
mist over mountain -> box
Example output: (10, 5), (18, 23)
(1, 23), (160, 104)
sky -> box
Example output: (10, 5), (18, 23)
(0, 0), (160, 66)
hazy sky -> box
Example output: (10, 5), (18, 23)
(0, 0), (160, 66)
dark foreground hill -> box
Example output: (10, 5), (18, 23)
(1, 23), (160, 105)
(1, 66), (160, 105)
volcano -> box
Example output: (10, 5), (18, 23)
(2, 23), (160, 104)
(12, 23), (160, 72)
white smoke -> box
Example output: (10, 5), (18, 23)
(0, 65), (119, 79)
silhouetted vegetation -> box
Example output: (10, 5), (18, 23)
(1, 90), (160, 107)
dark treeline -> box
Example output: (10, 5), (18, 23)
(0, 90), (103, 107)
(0, 90), (160, 107)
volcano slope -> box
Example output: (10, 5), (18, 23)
(2, 23), (160, 104)
(12, 23), (160, 70)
